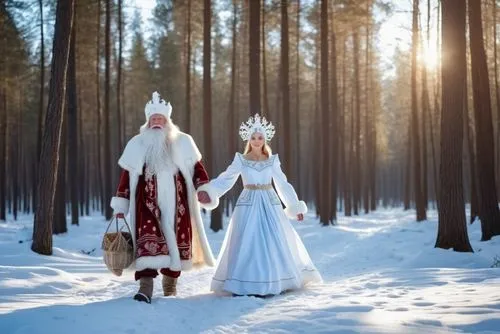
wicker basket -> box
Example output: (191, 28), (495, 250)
(101, 215), (134, 276)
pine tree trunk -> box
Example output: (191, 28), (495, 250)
(340, 38), (348, 215)
(53, 114), (67, 235)
(431, 0), (441, 208)
(493, 0), (500, 198)
(353, 30), (361, 215)
(32, 0), (75, 255)
(78, 90), (85, 216)
(281, 0), (291, 179)
(319, 0), (330, 225)
(329, 9), (338, 222)
(411, 0), (426, 221)
(11, 90), (19, 220)
(421, 1), (432, 210)
(404, 124), (411, 210)
(295, 0), (301, 196)
(34, 0), (45, 213)
(262, 0), (269, 117)
(95, 0), (103, 214)
(249, 0), (261, 115)
(103, 0), (112, 220)
(464, 77), (479, 224)
(435, 0), (472, 252)
(468, 0), (500, 240)
(185, 0), (192, 132)
(203, 0), (221, 232)
(0, 88), (5, 221)
(116, 0), (123, 153)
(364, 19), (371, 214)
(67, 12), (78, 225)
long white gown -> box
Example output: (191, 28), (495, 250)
(203, 152), (322, 296)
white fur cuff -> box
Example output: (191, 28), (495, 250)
(284, 201), (308, 220)
(196, 183), (220, 210)
(110, 196), (130, 215)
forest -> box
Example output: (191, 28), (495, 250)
(1, 0), (500, 255)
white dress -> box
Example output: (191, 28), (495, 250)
(201, 152), (322, 296)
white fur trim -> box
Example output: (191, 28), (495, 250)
(284, 200), (307, 220)
(110, 196), (130, 215)
(118, 131), (215, 272)
(135, 255), (172, 271)
(196, 183), (220, 210)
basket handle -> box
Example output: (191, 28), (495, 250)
(105, 215), (133, 235)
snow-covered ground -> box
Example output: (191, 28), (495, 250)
(0, 208), (499, 334)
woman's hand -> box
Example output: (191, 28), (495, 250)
(297, 213), (304, 221)
(197, 191), (211, 204)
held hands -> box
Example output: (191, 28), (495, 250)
(197, 191), (211, 204)
(115, 212), (125, 219)
(297, 213), (304, 221)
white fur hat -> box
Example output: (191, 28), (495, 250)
(145, 91), (172, 121)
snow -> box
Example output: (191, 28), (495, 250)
(0, 209), (499, 334)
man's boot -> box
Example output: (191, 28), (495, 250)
(133, 277), (154, 304)
(162, 275), (178, 296)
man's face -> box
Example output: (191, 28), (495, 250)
(149, 114), (167, 129)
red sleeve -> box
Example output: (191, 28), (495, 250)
(193, 160), (210, 190)
(116, 169), (130, 199)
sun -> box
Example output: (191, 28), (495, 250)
(420, 44), (440, 71)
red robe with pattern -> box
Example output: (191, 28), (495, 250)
(115, 161), (209, 275)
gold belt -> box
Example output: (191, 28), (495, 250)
(244, 184), (273, 190)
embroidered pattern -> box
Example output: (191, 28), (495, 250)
(238, 153), (276, 172)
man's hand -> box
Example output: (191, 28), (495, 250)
(115, 212), (125, 219)
(297, 213), (304, 221)
(197, 191), (211, 204)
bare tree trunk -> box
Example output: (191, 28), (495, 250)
(103, 0), (112, 220)
(53, 113), (67, 235)
(116, 0), (123, 152)
(280, 0), (291, 179)
(32, 0), (75, 255)
(0, 88), (5, 221)
(249, 0), (261, 115)
(468, 0), (500, 241)
(421, 0), (432, 210)
(431, 0), (441, 208)
(329, 4), (338, 222)
(464, 76), (479, 224)
(96, 0), (103, 214)
(404, 123), (411, 210)
(78, 90), (86, 216)
(364, 15), (371, 214)
(435, 0), (472, 252)
(494, 0), (500, 197)
(11, 90), (19, 220)
(411, 0), (426, 221)
(353, 30), (361, 215)
(319, 0), (330, 225)
(203, 0), (220, 232)
(67, 10), (78, 225)
(340, 38), (348, 215)
(295, 0), (301, 196)
(34, 0), (45, 213)
(262, 0), (269, 117)
(185, 0), (192, 132)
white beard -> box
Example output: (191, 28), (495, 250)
(139, 127), (176, 178)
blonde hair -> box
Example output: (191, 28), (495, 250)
(243, 141), (273, 156)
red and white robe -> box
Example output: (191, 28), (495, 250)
(110, 131), (216, 272)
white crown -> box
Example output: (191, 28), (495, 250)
(145, 91), (172, 121)
(239, 114), (275, 142)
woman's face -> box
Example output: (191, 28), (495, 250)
(250, 132), (265, 151)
